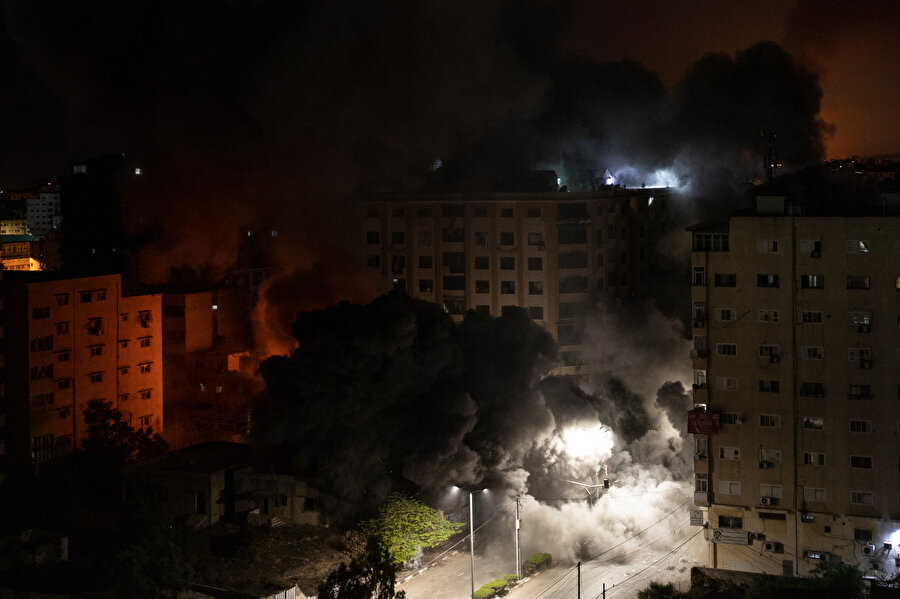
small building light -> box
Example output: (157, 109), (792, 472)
(134, 167), (142, 175)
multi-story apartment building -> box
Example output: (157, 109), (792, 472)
(689, 196), (900, 577)
(0, 272), (163, 478)
(26, 187), (61, 239)
(357, 186), (669, 371)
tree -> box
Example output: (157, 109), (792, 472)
(361, 494), (464, 564)
(637, 582), (684, 599)
(318, 541), (406, 599)
(810, 561), (865, 599)
(81, 399), (168, 463)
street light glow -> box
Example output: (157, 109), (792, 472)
(559, 425), (613, 460)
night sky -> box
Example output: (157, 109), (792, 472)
(1, 1), (898, 269)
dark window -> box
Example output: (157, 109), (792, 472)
(528, 306), (544, 320)
(757, 274), (779, 288)
(528, 232), (544, 246)
(475, 280), (489, 293)
(854, 529), (873, 541)
(500, 257), (515, 270)
(557, 223), (587, 244)
(418, 255), (433, 269)
(474, 256), (489, 269)
(366, 231), (380, 244)
(559, 276), (588, 294)
(718, 516), (743, 529)
(714, 274), (736, 287)
(799, 382), (825, 397)
(499, 232), (515, 246)
(528, 208), (541, 218)
(419, 279), (433, 293)
(528, 257), (543, 271)
(850, 456), (872, 469)
(32, 306), (50, 320)
(557, 203), (587, 220)
(474, 207), (488, 217)
(442, 252), (465, 273)
(500, 281), (515, 294)
(500, 208), (514, 217)
(391, 231), (406, 245)
(529, 281), (543, 295)
(442, 227), (465, 243)
(847, 275), (870, 290)
(442, 204), (464, 217)
(559, 252), (588, 269)
(391, 255), (406, 275)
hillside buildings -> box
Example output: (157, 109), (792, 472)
(689, 196), (900, 577)
(0, 272), (163, 480)
(357, 185), (670, 373)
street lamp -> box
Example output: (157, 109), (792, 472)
(468, 488), (487, 599)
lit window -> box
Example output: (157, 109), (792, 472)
(803, 452), (825, 466)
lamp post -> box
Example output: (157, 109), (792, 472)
(469, 488), (486, 599)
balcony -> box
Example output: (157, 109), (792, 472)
(694, 492), (709, 506)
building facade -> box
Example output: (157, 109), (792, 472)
(0, 272), (163, 477)
(689, 197), (900, 577)
(358, 187), (669, 371)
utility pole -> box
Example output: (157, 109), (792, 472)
(602, 582), (606, 599)
(470, 493), (476, 599)
(576, 562), (581, 598)
(515, 496), (521, 580)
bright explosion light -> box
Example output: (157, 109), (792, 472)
(645, 168), (679, 189)
(560, 425), (614, 460)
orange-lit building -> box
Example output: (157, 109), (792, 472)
(0, 272), (163, 477)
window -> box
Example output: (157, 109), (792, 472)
(596, 231), (604, 245)
(849, 420), (872, 433)
(80, 291), (92, 303)
(95, 289), (106, 300)
(529, 281), (544, 295)
(499, 232), (515, 246)
(500, 257), (515, 270)
(140, 389), (152, 399)
(57, 351), (69, 362)
(759, 414), (781, 427)
(474, 256), (489, 269)
(805, 487), (826, 502)
(418, 255), (433, 269)
(56, 294), (69, 306)
(801, 311), (823, 324)
(847, 275), (870, 289)
(802, 416), (824, 430)
(57, 379), (70, 391)
(718, 481), (741, 496)
(693, 233), (730, 251)
(500, 281), (515, 294)
(758, 345), (780, 359)
(558, 302), (579, 320)
(848, 384), (873, 400)
(760, 449), (782, 463)
(848, 348), (871, 363)
(390, 231), (405, 245)
(391, 255), (406, 275)
(758, 309), (779, 323)
(850, 491), (874, 505)
(801, 346), (824, 360)
(760, 484), (783, 499)
(89, 345), (103, 357)
(528, 232), (544, 246)
(528, 306), (544, 320)
(692, 267), (706, 286)
(846, 239), (869, 254)
(716, 343), (737, 356)
(89, 372), (103, 383)
(418, 231), (433, 247)
(442, 227), (464, 243)
(757, 239), (779, 253)
(441, 204), (464, 217)
(500, 208), (514, 218)
(528, 257), (543, 271)
(30, 364), (54, 381)
(800, 382), (825, 397)
(720, 413), (740, 425)
(695, 473), (708, 493)
(559, 276), (588, 294)
(391, 208), (405, 217)
(719, 446), (740, 460)
(32, 306), (50, 320)
(804, 452), (825, 466)
(716, 308), (735, 321)
(56, 322), (69, 335)
(759, 380), (780, 393)
(757, 274), (779, 288)
(716, 377), (738, 391)
(801, 275), (825, 289)
(474, 280), (489, 293)
(848, 311), (872, 325)
(418, 279), (433, 293)
(854, 528), (873, 541)
(30, 335), (54, 352)
(119, 366), (129, 376)
(557, 223), (587, 244)
(714, 274), (736, 287)
(139, 362), (152, 374)
(800, 239), (823, 255)
(366, 231), (380, 244)
(718, 515), (743, 528)
(527, 208), (541, 218)
(850, 456), (872, 469)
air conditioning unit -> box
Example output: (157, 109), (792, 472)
(859, 359), (872, 369)
(770, 354), (780, 364)
(760, 497), (780, 506)
(695, 452), (708, 460)
(863, 544), (876, 556)
(759, 461), (773, 469)
(764, 541), (783, 553)
(811, 250), (821, 258)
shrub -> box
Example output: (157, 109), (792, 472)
(473, 587), (495, 599)
(505, 574), (518, 584)
(522, 552), (552, 576)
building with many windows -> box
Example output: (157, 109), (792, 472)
(688, 196), (900, 577)
(357, 186), (669, 372)
(0, 272), (163, 479)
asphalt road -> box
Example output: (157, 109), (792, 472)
(398, 522), (707, 599)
